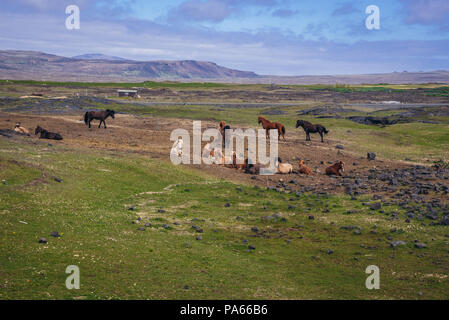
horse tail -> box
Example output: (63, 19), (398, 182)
(84, 112), (89, 125)
(281, 125), (286, 135)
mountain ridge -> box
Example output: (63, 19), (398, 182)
(0, 50), (448, 84)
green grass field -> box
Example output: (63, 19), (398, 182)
(1, 136), (448, 299)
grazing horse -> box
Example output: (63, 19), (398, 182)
(14, 122), (30, 136)
(295, 120), (328, 143)
(325, 161), (345, 176)
(35, 126), (63, 140)
(84, 109), (115, 129)
(218, 121), (231, 147)
(298, 160), (313, 175)
(258, 116), (286, 141)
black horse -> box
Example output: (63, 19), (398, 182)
(84, 109), (115, 129)
(295, 120), (329, 143)
(35, 126), (63, 140)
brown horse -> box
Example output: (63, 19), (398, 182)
(325, 161), (345, 176)
(298, 160), (313, 175)
(258, 116), (285, 141)
(35, 126), (63, 140)
(84, 109), (115, 129)
(218, 121), (231, 147)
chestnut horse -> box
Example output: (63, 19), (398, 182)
(325, 161), (345, 176)
(84, 109), (115, 129)
(218, 121), (231, 147)
(258, 116), (285, 141)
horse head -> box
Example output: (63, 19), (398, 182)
(34, 126), (42, 135)
(295, 120), (304, 128)
(258, 116), (264, 125)
(339, 161), (345, 172)
(106, 109), (115, 119)
(218, 121), (226, 130)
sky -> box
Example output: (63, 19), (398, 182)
(0, 0), (448, 75)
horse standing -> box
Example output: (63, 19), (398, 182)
(258, 116), (286, 141)
(218, 121), (231, 148)
(84, 109), (115, 129)
(295, 120), (328, 143)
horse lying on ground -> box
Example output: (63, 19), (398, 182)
(276, 157), (293, 174)
(325, 161), (344, 176)
(84, 109), (115, 129)
(258, 116), (286, 141)
(171, 138), (183, 157)
(296, 120), (328, 143)
(35, 126), (63, 140)
(298, 160), (313, 175)
(14, 122), (30, 136)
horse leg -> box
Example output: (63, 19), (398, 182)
(306, 130), (311, 141)
(103, 120), (107, 129)
(320, 131), (324, 143)
(98, 120), (102, 128)
(88, 119), (92, 128)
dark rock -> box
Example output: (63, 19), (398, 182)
(251, 227), (259, 232)
(336, 145), (344, 150)
(157, 209), (166, 213)
(162, 224), (171, 229)
(367, 152), (376, 161)
(137, 227), (145, 231)
(248, 245), (256, 250)
(414, 243), (427, 249)
(308, 215), (314, 220)
(54, 177), (63, 183)
(390, 241), (406, 248)
(224, 203), (231, 207)
(326, 249), (333, 254)
(39, 237), (47, 244)
(50, 231), (60, 237)
(370, 202), (382, 210)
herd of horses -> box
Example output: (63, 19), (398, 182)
(12, 108), (344, 176)
(210, 117), (342, 176)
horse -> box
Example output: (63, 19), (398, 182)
(298, 160), (313, 175)
(218, 121), (231, 147)
(325, 161), (345, 176)
(14, 122), (30, 136)
(35, 126), (63, 140)
(170, 138), (183, 157)
(258, 116), (286, 141)
(84, 109), (115, 129)
(276, 157), (293, 174)
(295, 120), (329, 143)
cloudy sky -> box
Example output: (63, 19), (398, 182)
(0, 0), (448, 75)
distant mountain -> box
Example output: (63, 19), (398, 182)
(72, 53), (126, 61)
(0, 50), (448, 84)
(0, 50), (258, 81)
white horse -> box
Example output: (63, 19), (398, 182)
(14, 122), (30, 136)
(170, 138), (183, 157)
